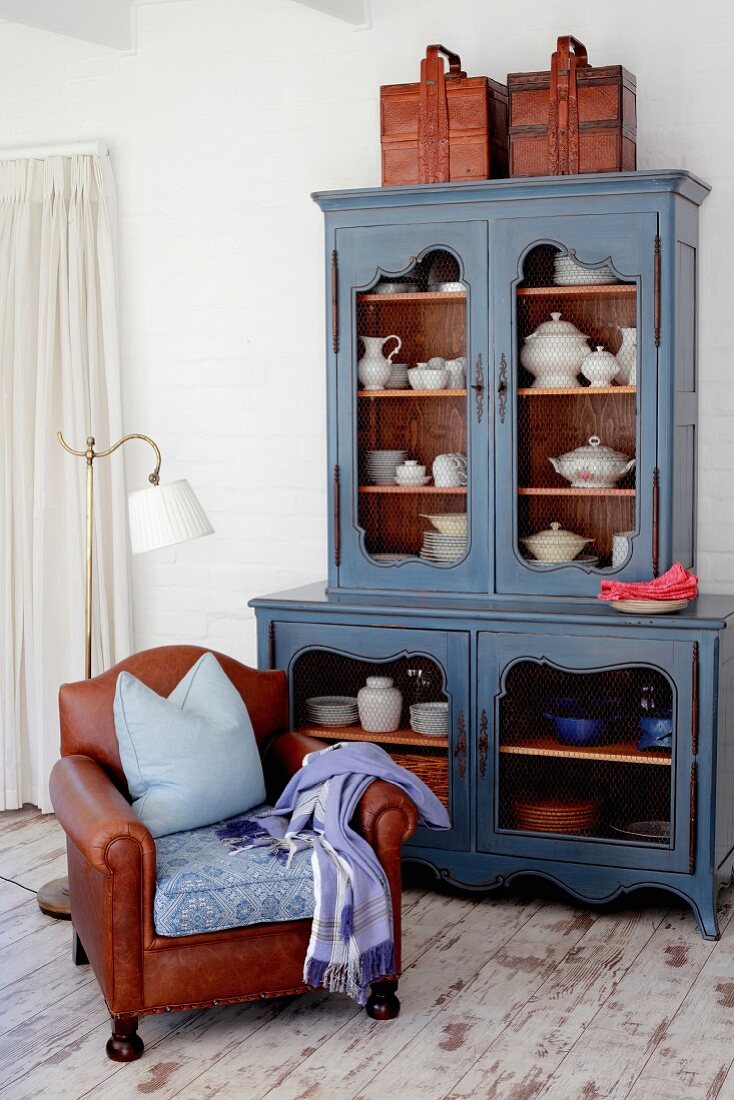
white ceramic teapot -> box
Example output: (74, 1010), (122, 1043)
(548, 436), (636, 488)
(358, 335), (402, 390)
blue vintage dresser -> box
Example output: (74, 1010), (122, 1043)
(252, 172), (734, 939)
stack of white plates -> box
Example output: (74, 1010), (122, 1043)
(385, 363), (410, 389)
(372, 552), (408, 562)
(410, 702), (449, 736)
(305, 696), (358, 727)
(420, 530), (468, 562)
(366, 449), (408, 485)
(427, 281), (465, 293)
(553, 255), (617, 286)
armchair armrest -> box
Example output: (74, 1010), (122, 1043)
(50, 755), (156, 1013)
(49, 755), (156, 877)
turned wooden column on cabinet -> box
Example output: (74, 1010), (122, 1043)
(252, 172), (734, 941)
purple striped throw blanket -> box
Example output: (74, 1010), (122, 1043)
(216, 741), (450, 1004)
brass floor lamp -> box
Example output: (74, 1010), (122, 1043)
(37, 432), (213, 918)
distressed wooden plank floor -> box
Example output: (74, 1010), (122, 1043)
(1, 808), (734, 1099)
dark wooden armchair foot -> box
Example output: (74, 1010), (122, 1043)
(366, 978), (400, 1020)
(72, 929), (88, 966)
(106, 1017), (144, 1062)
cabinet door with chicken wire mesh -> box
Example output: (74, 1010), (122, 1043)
(333, 220), (490, 594)
(476, 630), (694, 873)
(273, 621), (471, 850)
(492, 211), (658, 597)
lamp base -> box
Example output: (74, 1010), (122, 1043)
(37, 876), (72, 920)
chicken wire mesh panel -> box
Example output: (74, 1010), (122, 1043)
(516, 245), (638, 570)
(497, 661), (673, 845)
(355, 250), (468, 565)
(292, 649), (452, 810)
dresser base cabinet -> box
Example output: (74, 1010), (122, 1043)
(252, 586), (734, 940)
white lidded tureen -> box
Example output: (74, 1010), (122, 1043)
(519, 312), (590, 388)
(549, 436), (636, 488)
(521, 521), (593, 563)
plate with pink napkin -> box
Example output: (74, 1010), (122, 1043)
(598, 563), (698, 614)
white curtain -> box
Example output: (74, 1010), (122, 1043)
(0, 153), (132, 812)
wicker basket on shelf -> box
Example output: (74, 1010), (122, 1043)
(390, 748), (449, 809)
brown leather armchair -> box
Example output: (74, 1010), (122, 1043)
(49, 645), (418, 1062)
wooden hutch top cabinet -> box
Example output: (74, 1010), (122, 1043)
(252, 172), (734, 942)
(314, 171), (709, 598)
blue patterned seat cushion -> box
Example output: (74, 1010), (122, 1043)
(154, 807), (315, 937)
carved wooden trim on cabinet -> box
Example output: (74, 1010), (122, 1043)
(333, 464), (341, 567)
(471, 353), (484, 423)
(652, 467), (660, 577)
(478, 709), (489, 779)
(454, 709), (467, 780)
(654, 235), (661, 348)
(689, 760), (697, 875)
(497, 354), (508, 424)
(691, 641), (699, 756)
(331, 249), (339, 353)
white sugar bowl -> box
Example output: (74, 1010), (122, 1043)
(581, 345), (619, 387)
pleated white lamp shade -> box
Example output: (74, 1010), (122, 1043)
(127, 479), (213, 555)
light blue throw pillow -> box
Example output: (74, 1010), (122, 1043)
(113, 652), (266, 838)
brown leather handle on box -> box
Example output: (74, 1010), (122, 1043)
(418, 45), (465, 184)
(549, 35), (588, 174)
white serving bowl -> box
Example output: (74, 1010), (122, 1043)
(420, 513), (468, 536)
(408, 368), (447, 390)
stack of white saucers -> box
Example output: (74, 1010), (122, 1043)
(366, 449), (408, 485)
(410, 702), (449, 736)
(305, 696), (359, 727)
(385, 363), (410, 389)
(420, 530), (468, 562)
(553, 255), (617, 286)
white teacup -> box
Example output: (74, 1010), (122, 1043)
(433, 453), (468, 488)
(427, 356), (446, 370)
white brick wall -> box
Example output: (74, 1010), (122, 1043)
(1, 0), (733, 665)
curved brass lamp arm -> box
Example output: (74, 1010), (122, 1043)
(57, 431), (161, 484)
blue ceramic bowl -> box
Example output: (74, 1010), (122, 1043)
(638, 714), (673, 750)
(544, 712), (612, 745)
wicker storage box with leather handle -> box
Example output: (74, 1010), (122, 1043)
(380, 45), (508, 186)
(508, 36), (636, 177)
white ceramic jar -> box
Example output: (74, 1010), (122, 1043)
(581, 345), (619, 387)
(357, 676), (403, 733)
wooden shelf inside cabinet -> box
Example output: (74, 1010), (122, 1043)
(296, 726), (448, 749)
(518, 487), (636, 497)
(517, 386), (636, 396)
(516, 284), (636, 298)
(500, 738), (672, 766)
(359, 389), (467, 398)
(358, 292), (466, 303)
(360, 485), (467, 495)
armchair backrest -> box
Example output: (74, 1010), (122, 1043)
(58, 645), (289, 794)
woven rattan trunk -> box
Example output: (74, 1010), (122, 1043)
(508, 37), (636, 177)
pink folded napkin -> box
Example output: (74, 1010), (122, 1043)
(598, 562), (698, 602)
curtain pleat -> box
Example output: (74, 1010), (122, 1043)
(0, 153), (132, 811)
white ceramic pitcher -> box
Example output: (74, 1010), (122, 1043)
(358, 335), (402, 390)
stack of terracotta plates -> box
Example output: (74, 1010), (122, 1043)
(511, 796), (603, 834)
